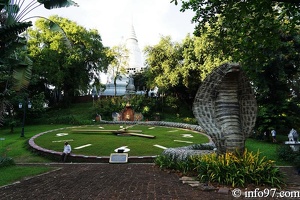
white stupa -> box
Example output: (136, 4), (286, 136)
(125, 24), (145, 74)
(101, 74), (128, 96)
(102, 24), (145, 96)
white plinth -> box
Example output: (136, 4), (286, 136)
(285, 141), (300, 151)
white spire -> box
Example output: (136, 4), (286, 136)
(127, 25), (138, 42)
(125, 23), (144, 74)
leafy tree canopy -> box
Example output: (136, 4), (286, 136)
(27, 15), (109, 105)
(144, 34), (229, 100)
(172, 0), (300, 131)
(172, 0), (300, 35)
(105, 44), (128, 96)
(0, 0), (78, 125)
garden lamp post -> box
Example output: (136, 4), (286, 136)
(19, 100), (32, 137)
(91, 85), (97, 106)
(98, 87), (104, 107)
(98, 88), (102, 98)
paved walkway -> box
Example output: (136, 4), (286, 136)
(0, 163), (299, 200)
(0, 163), (224, 200)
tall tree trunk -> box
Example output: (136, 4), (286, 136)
(114, 77), (117, 97)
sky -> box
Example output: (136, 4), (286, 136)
(29, 0), (196, 51)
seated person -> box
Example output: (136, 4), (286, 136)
(61, 142), (71, 162)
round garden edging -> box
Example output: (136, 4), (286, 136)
(28, 121), (210, 163)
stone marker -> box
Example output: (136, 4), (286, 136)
(109, 153), (128, 163)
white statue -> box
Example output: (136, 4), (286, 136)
(288, 128), (298, 143)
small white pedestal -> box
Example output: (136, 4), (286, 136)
(284, 141), (300, 151)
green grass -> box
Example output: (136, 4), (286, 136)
(0, 124), (69, 187)
(35, 102), (96, 125)
(245, 138), (290, 166)
(0, 124), (69, 163)
(37, 101), (197, 124)
(0, 166), (55, 187)
(0, 124), (292, 163)
(0, 122), (294, 188)
(34, 124), (209, 156)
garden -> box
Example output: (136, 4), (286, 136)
(0, 102), (299, 188)
(1, 0), (300, 193)
(32, 124), (210, 156)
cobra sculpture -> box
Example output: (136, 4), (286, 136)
(193, 63), (257, 154)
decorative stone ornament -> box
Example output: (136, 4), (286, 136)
(120, 103), (135, 121)
(193, 63), (257, 154)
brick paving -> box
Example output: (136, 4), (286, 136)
(0, 163), (299, 200)
(0, 163), (228, 200)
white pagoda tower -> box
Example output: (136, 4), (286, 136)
(125, 24), (145, 75)
(102, 24), (145, 96)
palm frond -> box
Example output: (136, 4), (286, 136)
(37, 0), (78, 9)
(0, 37), (27, 58)
(10, 52), (33, 92)
(0, 0), (10, 11)
(12, 63), (32, 91)
(22, 16), (73, 48)
(15, 0), (42, 22)
(49, 20), (72, 47)
(0, 21), (32, 42)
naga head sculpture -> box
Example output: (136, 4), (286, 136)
(193, 63), (257, 154)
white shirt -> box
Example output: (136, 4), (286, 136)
(63, 144), (71, 154)
(271, 130), (276, 137)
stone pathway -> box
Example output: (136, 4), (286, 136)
(0, 163), (227, 200)
(0, 164), (299, 200)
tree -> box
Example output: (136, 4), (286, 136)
(144, 36), (182, 90)
(144, 34), (229, 102)
(253, 29), (300, 132)
(105, 44), (129, 97)
(27, 15), (109, 106)
(173, 0), (300, 131)
(0, 0), (78, 91)
(172, 0), (300, 36)
(0, 0), (78, 124)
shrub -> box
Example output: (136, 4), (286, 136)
(154, 154), (177, 169)
(95, 96), (157, 120)
(193, 149), (284, 187)
(0, 157), (15, 168)
(45, 115), (84, 125)
(155, 149), (284, 188)
(294, 156), (300, 169)
(277, 145), (300, 168)
(154, 154), (197, 175)
(277, 145), (296, 162)
(95, 97), (123, 120)
(154, 143), (215, 175)
(183, 117), (197, 124)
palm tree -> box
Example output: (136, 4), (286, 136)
(0, 0), (78, 125)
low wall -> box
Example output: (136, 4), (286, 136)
(28, 121), (208, 163)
